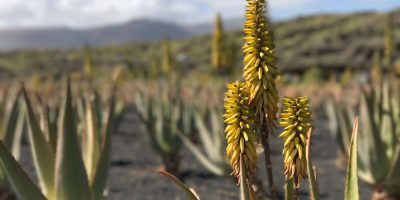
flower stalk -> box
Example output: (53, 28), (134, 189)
(242, 0), (279, 198)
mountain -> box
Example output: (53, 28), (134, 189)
(2, 9), (400, 74)
(0, 19), (191, 50)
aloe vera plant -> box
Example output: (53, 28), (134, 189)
(0, 80), (117, 200)
(178, 105), (229, 176)
(326, 79), (400, 199)
(134, 90), (182, 174)
(344, 119), (359, 200)
(0, 88), (25, 162)
(356, 81), (400, 199)
(176, 101), (197, 138)
(0, 88), (26, 197)
(323, 97), (354, 161)
(35, 96), (60, 153)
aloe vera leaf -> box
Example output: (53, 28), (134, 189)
(2, 90), (21, 149)
(324, 99), (340, 147)
(0, 88), (9, 124)
(91, 87), (116, 200)
(210, 107), (223, 145)
(23, 88), (56, 198)
(306, 128), (320, 200)
(344, 118), (359, 200)
(360, 92), (388, 182)
(337, 106), (351, 154)
(54, 80), (92, 200)
(83, 95), (101, 183)
(113, 101), (125, 131)
(381, 80), (397, 157)
(385, 141), (400, 185)
(37, 97), (52, 150)
(11, 98), (26, 161)
(0, 141), (46, 200)
(159, 170), (200, 200)
(194, 113), (216, 160)
(210, 108), (226, 161)
(155, 106), (171, 153)
(45, 105), (58, 153)
(178, 131), (227, 176)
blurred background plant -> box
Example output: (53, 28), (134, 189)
(0, 79), (119, 200)
(323, 14), (400, 200)
(178, 104), (230, 176)
(0, 88), (25, 199)
(134, 84), (183, 175)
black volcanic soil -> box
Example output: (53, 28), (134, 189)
(105, 108), (371, 200)
(19, 108), (371, 200)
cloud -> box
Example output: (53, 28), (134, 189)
(0, 0), (399, 28)
(0, 0), (243, 28)
(270, 0), (313, 8)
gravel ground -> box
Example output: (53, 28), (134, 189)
(19, 108), (371, 200)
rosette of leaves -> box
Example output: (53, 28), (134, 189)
(178, 104), (230, 176)
(134, 90), (182, 174)
(0, 80), (117, 200)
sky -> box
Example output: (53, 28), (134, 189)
(1, 0), (400, 28)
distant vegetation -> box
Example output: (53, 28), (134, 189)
(1, 9), (400, 78)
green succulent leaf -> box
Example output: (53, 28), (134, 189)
(194, 112), (219, 161)
(381, 81), (397, 157)
(358, 91), (388, 183)
(2, 90), (21, 150)
(91, 87), (116, 200)
(40, 105), (58, 153)
(0, 141), (46, 200)
(54, 80), (92, 200)
(385, 141), (400, 185)
(11, 98), (26, 160)
(83, 95), (101, 183)
(113, 100), (125, 131)
(306, 128), (320, 200)
(344, 118), (359, 200)
(23, 88), (56, 198)
(323, 97), (338, 140)
(336, 104), (353, 155)
(178, 131), (228, 176)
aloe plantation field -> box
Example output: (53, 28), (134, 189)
(0, 0), (399, 200)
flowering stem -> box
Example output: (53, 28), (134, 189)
(260, 125), (277, 200)
(294, 187), (299, 200)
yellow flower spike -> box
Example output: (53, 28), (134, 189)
(224, 81), (257, 182)
(242, 0), (279, 132)
(280, 96), (312, 188)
